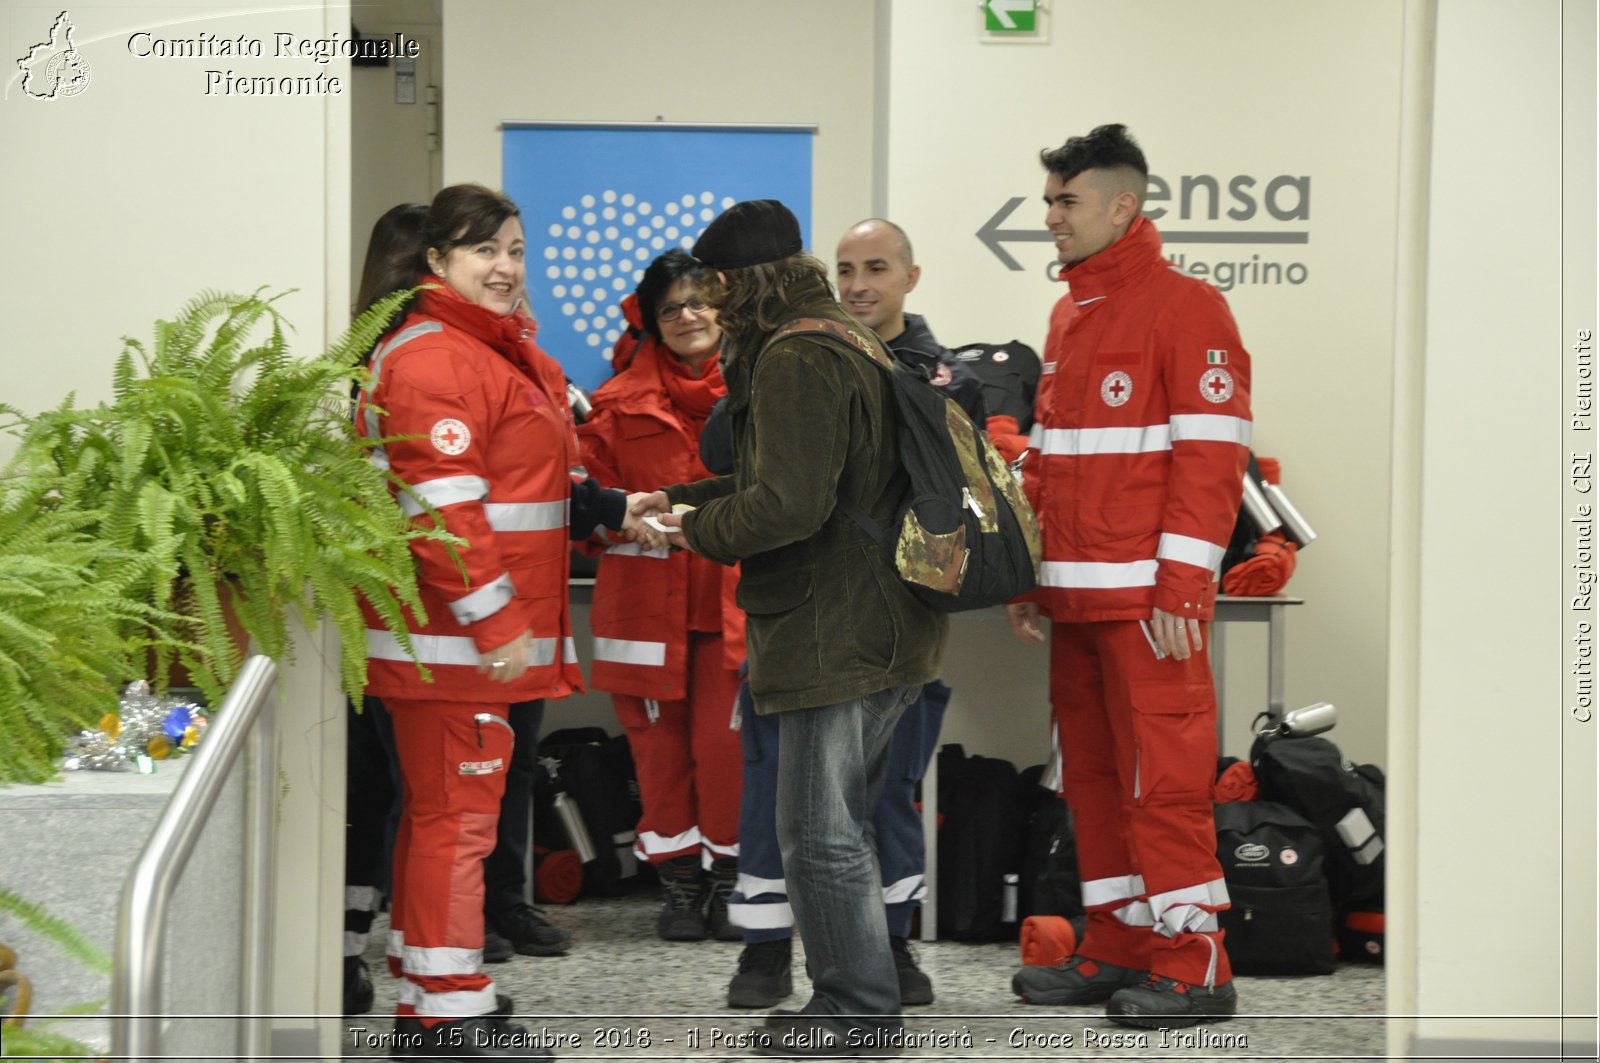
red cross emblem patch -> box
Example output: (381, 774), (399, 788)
(1100, 371), (1132, 407)
(931, 363), (954, 387)
(430, 417), (472, 455)
(1199, 368), (1234, 404)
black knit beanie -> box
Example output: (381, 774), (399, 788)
(691, 199), (803, 270)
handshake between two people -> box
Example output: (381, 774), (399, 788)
(623, 490), (691, 554)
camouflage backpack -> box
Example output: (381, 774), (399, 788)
(763, 318), (1041, 613)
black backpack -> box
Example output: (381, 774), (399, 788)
(947, 340), (1041, 430)
(763, 318), (1042, 612)
(1016, 765), (1083, 922)
(535, 727), (643, 897)
(1214, 800), (1336, 975)
(1251, 733), (1386, 907)
(935, 744), (1028, 939)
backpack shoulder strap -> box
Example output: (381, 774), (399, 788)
(759, 318), (897, 550)
(762, 316), (896, 372)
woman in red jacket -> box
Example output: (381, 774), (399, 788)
(578, 250), (745, 941)
(355, 183), (651, 1059)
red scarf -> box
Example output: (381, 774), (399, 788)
(657, 348), (725, 431)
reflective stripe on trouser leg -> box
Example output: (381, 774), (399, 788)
(1098, 619), (1233, 987)
(730, 684), (791, 942)
(386, 697), (509, 1021)
(687, 633), (743, 859)
(614, 693), (700, 863)
(876, 682), (946, 938)
(1049, 622), (1152, 972)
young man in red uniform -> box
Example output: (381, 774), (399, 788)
(1007, 124), (1251, 1028)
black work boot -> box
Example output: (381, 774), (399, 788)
(1011, 954), (1148, 1005)
(890, 936), (934, 1006)
(1107, 974), (1237, 1028)
(706, 857), (743, 941)
(492, 902), (571, 956)
(342, 955), (374, 1016)
(727, 937), (794, 1008)
(656, 855), (708, 940)
(390, 1014), (550, 1059)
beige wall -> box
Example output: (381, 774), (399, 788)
(349, 8), (441, 299)
(440, 0), (876, 253)
(0, 1), (350, 1050)
(1394, 0), (1597, 1052)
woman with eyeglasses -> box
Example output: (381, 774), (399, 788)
(577, 249), (746, 942)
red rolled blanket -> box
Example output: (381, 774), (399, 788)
(1019, 915), (1078, 967)
(1222, 530), (1298, 596)
(533, 847), (584, 905)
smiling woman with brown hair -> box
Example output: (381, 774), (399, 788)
(352, 182), (657, 1060)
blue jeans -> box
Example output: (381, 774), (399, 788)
(732, 680), (949, 942)
(775, 684), (920, 1033)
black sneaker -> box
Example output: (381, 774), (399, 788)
(492, 903), (571, 957)
(390, 1014), (549, 1059)
(342, 956), (374, 1016)
(890, 936), (934, 1006)
(481, 928), (514, 964)
(1106, 974), (1238, 1028)
(1012, 954), (1147, 1005)
(727, 938), (794, 1008)
(656, 855), (708, 941)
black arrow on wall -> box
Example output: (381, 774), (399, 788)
(976, 197), (1053, 271)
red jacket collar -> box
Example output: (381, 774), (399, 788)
(1062, 215), (1166, 303)
(416, 276), (539, 360)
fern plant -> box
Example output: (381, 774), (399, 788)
(0, 885), (110, 1058)
(0, 481), (170, 785)
(3, 288), (453, 710)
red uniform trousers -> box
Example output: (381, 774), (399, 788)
(1050, 620), (1232, 987)
(614, 632), (743, 866)
(385, 697), (513, 1023)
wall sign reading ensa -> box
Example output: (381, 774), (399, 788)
(977, 171), (1312, 292)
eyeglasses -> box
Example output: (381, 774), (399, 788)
(657, 296), (709, 322)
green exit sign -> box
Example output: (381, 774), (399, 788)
(985, 0), (1038, 33)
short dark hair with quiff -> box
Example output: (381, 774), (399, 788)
(1039, 123), (1148, 185)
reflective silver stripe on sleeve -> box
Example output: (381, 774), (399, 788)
(1157, 532), (1227, 574)
(1037, 425), (1172, 456)
(1169, 413), (1252, 445)
(1039, 560), (1158, 589)
(483, 500), (567, 532)
(366, 630), (480, 666)
(397, 474), (491, 517)
(361, 321), (446, 467)
(593, 638), (668, 667)
(448, 572), (516, 625)
(529, 637), (559, 667)
(1027, 423), (1044, 449)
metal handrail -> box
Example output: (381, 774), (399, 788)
(111, 655), (278, 1061)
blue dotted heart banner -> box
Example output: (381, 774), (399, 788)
(504, 125), (814, 393)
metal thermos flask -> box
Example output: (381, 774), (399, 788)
(552, 792), (598, 863)
(1262, 482), (1317, 548)
(1279, 701), (1338, 738)
(1240, 475), (1284, 535)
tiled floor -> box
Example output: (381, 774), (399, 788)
(342, 892), (1387, 1061)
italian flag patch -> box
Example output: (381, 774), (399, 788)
(1207, 349), (1229, 365)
